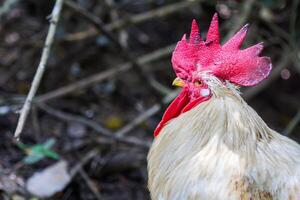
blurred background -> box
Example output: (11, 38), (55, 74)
(0, 0), (299, 199)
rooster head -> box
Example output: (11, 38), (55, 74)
(154, 13), (272, 137)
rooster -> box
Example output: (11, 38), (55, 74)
(147, 13), (300, 200)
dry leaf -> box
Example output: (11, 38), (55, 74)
(26, 160), (71, 198)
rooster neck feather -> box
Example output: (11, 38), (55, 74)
(154, 84), (271, 153)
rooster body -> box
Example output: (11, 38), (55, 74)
(147, 14), (300, 200)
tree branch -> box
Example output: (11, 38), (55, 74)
(14, 0), (64, 139)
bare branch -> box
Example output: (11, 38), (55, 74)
(14, 0), (64, 139)
(79, 168), (102, 200)
(115, 90), (179, 137)
(69, 149), (99, 176)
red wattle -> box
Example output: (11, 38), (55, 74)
(154, 89), (210, 137)
(154, 89), (189, 137)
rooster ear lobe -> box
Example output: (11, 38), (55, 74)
(190, 19), (203, 44)
(206, 13), (220, 45)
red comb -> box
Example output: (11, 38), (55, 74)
(171, 13), (272, 86)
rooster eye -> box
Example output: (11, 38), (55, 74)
(194, 80), (202, 86)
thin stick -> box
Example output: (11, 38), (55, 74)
(115, 90), (179, 137)
(115, 105), (161, 137)
(79, 168), (102, 200)
(70, 149), (99, 176)
(70, 149), (102, 199)
(14, 0), (64, 139)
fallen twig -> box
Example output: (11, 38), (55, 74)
(70, 149), (99, 176)
(115, 105), (161, 137)
(63, 149), (103, 199)
(115, 90), (179, 137)
(79, 168), (102, 200)
(14, 0), (64, 139)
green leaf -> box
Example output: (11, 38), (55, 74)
(20, 138), (60, 165)
(42, 149), (60, 160)
(30, 145), (46, 155)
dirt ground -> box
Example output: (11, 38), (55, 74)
(0, 0), (299, 199)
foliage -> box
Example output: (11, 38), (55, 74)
(17, 138), (60, 165)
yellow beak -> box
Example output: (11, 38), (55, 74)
(172, 77), (185, 87)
